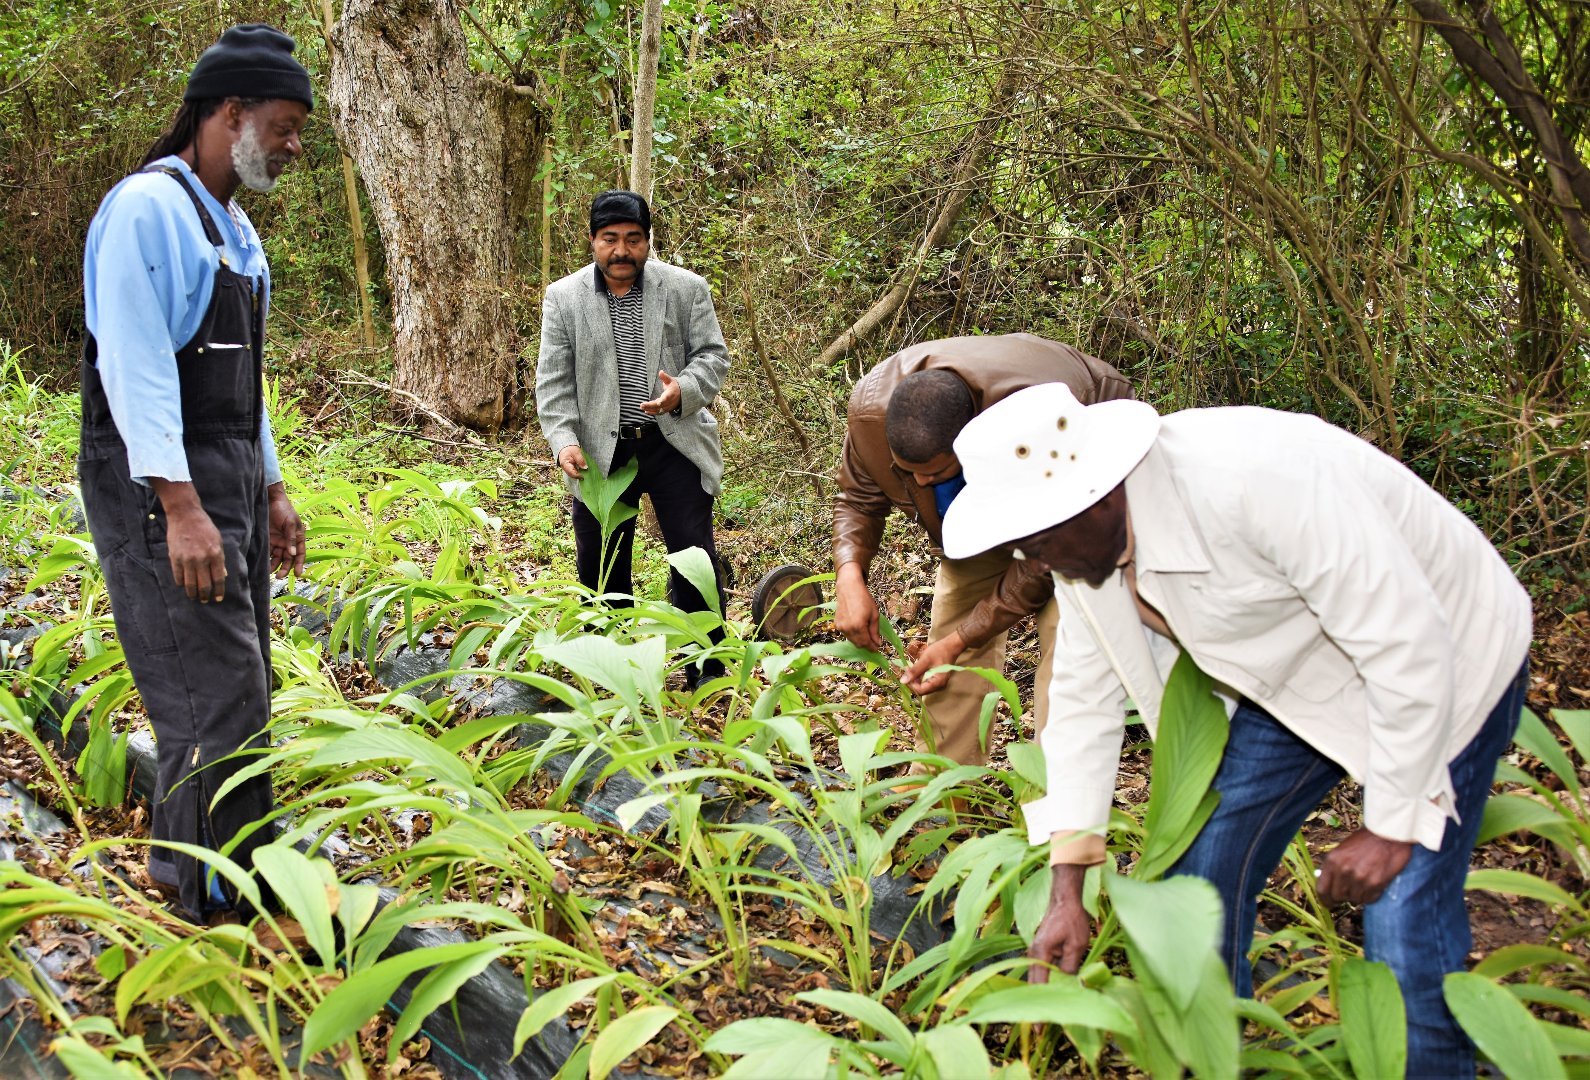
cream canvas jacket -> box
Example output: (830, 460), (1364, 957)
(1024, 407), (1531, 857)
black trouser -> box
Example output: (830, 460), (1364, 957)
(572, 429), (722, 609)
(78, 431), (276, 919)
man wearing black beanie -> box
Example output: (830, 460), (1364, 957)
(78, 25), (312, 926)
(536, 191), (732, 687)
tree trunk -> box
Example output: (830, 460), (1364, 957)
(630, 0), (665, 201)
(328, 0), (543, 432)
(315, 0), (377, 351)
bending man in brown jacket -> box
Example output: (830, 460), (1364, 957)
(833, 334), (1132, 765)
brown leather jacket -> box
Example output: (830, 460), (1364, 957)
(834, 333), (1132, 647)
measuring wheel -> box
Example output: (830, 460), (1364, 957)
(750, 563), (826, 643)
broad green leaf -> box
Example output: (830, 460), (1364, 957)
(1105, 978), (1183, 1080)
(336, 883), (381, 954)
(1466, 868), (1584, 913)
(251, 844), (337, 965)
(1144, 949), (1240, 1080)
(539, 634), (665, 717)
(1014, 864), (1050, 944)
(1336, 958), (1405, 1080)
(1110, 872), (1223, 1014)
(704, 1017), (833, 1055)
(1478, 792), (1576, 847)
(514, 976), (617, 1056)
(1443, 972), (1566, 1080)
(588, 1005), (679, 1080)
(1004, 741), (1047, 792)
(614, 793), (669, 832)
(49, 1037), (146, 1077)
(303, 726), (477, 793)
(389, 950), (503, 1056)
(796, 989), (914, 1046)
(575, 457), (640, 540)
(1137, 651), (1228, 879)
(666, 546), (721, 618)
(302, 940), (504, 1058)
(1515, 708), (1579, 795)
(719, 1040), (833, 1080)
(94, 945), (128, 982)
(957, 982), (1136, 1034)
(837, 729), (888, 783)
(920, 1023), (992, 1079)
(1473, 943), (1590, 979)
(1552, 710), (1590, 769)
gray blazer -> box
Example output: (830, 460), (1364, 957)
(536, 259), (731, 496)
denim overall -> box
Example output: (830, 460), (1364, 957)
(79, 165), (277, 919)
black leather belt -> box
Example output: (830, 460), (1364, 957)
(617, 423), (659, 441)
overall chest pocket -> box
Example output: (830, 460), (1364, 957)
(182, 275), (257, 423)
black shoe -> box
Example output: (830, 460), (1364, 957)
(685, 658), (726, 690)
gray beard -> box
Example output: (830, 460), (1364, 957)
(231, 122), (278, 193)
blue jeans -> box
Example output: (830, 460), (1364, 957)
(1169, 663), (1528, 1079)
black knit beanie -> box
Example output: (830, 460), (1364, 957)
(589, 190), (652, 236)
(184, 24), (313, 109)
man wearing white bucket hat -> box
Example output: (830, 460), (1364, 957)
(942, 384), (1530, 1077)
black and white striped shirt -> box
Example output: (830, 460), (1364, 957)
(598, 266), (652, 426)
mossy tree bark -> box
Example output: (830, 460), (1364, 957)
(328, 0), (543, 432)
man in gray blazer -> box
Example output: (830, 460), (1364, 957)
(536, 190), (731, 683)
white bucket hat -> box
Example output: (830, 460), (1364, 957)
(941, 383), (1161, 559)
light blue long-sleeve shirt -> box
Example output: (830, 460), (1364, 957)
(83, 155), (282, 487)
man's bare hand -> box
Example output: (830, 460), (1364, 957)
(902, 631), (966, 696)
(640, 370), (681, 415)
(151, 479), (226, 603)
(267, 482), (305, 578)
(1028, 864), (1093, 983)
(557, 445), (588, 479)
(1316, 827), (1413, 905)
(834, 562), (884, 651)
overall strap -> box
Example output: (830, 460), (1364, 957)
(141, 164), (226, 249)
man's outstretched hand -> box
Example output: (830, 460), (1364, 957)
(901, 631), (965, 696)
(1028, 863), (1093, 983)
(641, 369), (682, 415)
(834, 561), (884, 651)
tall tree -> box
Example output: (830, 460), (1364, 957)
(328, 0), (543, 432)
(629, 0), (665, 201)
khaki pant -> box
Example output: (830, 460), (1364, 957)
(920, 548), (1058, 765)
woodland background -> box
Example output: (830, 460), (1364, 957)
(1, 0), (1587, 590)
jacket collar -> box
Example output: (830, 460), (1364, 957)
(1123, 441), (1213, 574)
(591, 262), (646, 295)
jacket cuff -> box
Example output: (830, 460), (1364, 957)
(832, 545), (876, 575)
(1022, 785), (1114, 846)
(955, 600), (1008, 651)
(1364, 785), (1451, 851)
(1049, 830), (1107, 866)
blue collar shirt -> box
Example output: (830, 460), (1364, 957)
(83, 154), (282, 487)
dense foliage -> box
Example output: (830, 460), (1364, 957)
(2, 0), (1585, 570)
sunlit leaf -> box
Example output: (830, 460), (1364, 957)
(1444, 972), (1566, 1080)
(1336, 958), (1404, 1080)
(1109, 872), (1222, 1013)
(588, 1005), (678, 1080)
